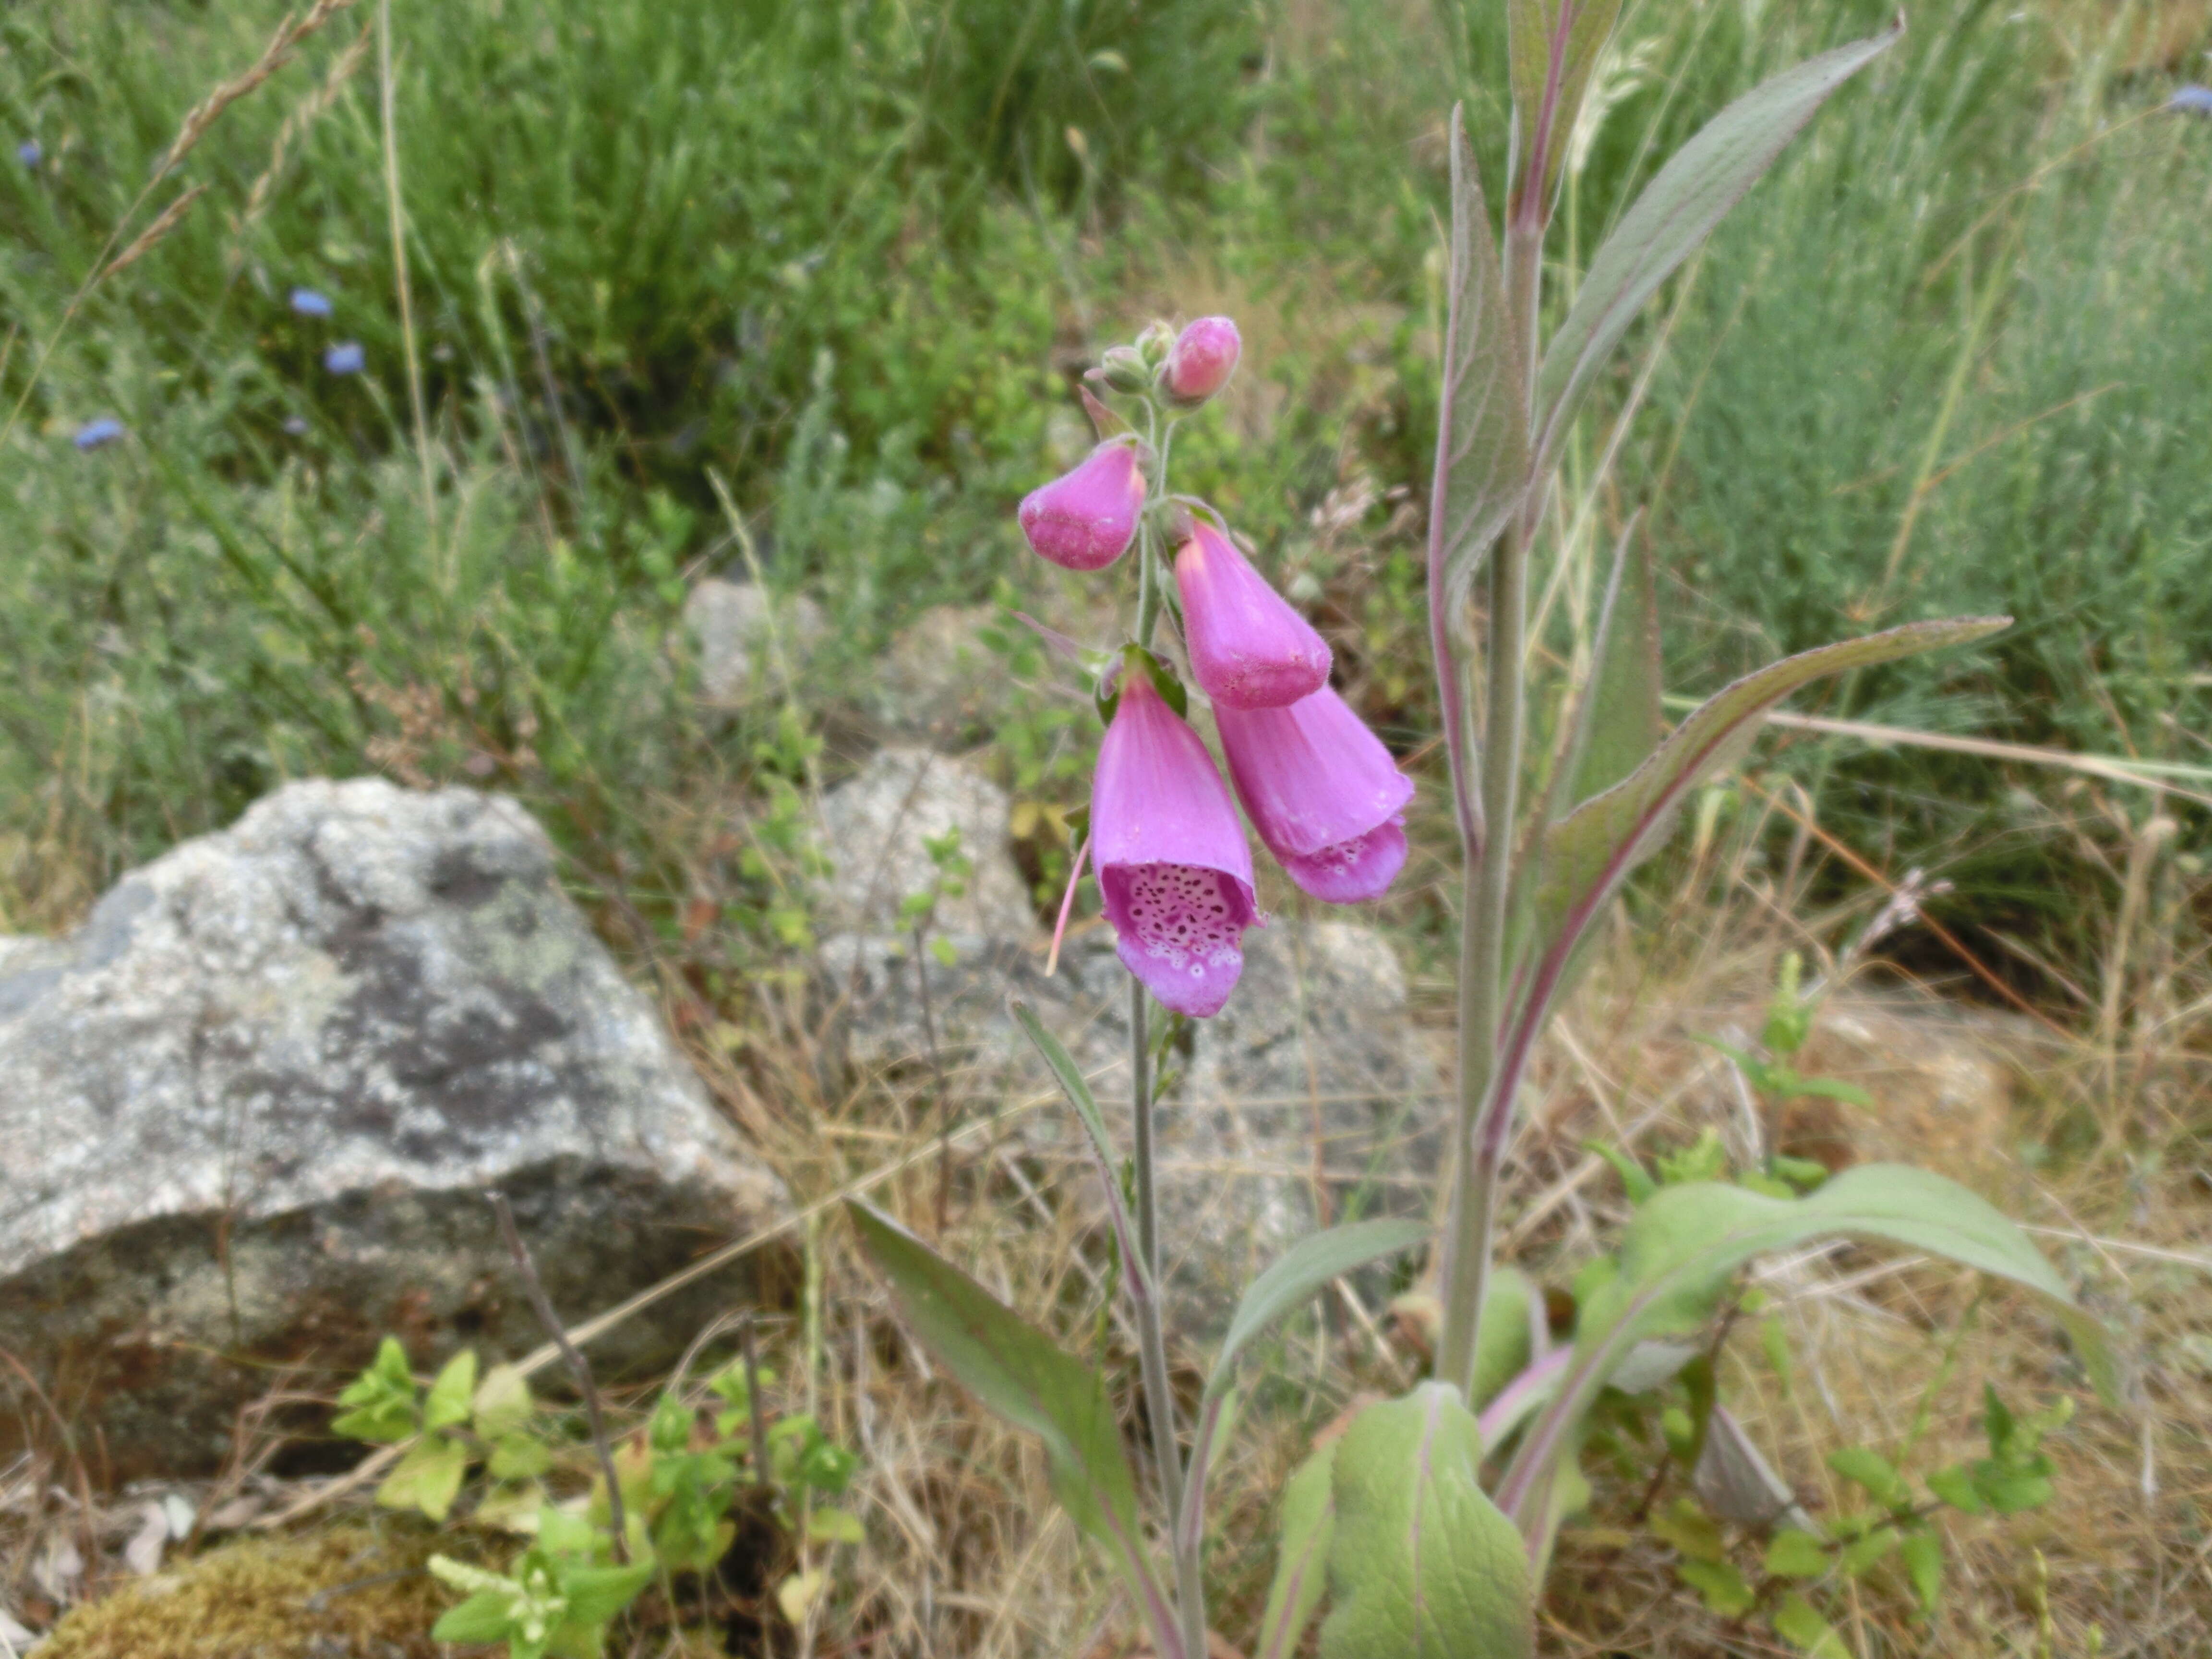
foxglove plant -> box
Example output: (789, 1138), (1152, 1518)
(853, 12), (2117, 1657)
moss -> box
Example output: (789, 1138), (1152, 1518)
(38, 1524), (459, 1659)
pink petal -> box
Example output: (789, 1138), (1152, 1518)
(1173, 523), (1330, 711)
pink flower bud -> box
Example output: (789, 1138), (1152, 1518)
(1161, 316), (1240, 404)
(1216, 687), (1414, 904)
(1018, 441), (1145, 571)
(1174, 522), (1331, 710)
(1094, 668), (1261, 1018)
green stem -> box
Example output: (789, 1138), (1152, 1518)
(1437, 221), (1544, 1396)
(1129, 981), (1206, 1659)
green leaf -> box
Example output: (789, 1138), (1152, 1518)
(1496, 1164), (2114, 1558)
(1207, 1218), (1431, 1401)
(1649, 1497), (1723, 1563)
(377, 1434), (469, 1521)
(1900, 1527), (1945, 1612)
(431, 1589), (519, 1645)
(808, 1506), (866, 1545)
(1528, 618), (2009, 1017)
(1505, 0), (1628, 217)
(1320, 1384), (1533, 1659)
(1788, 1075), (1875, 1108)
(1564, 517), (1663, 810)
(1828, 1446), (1908, 1510)
(1255, 1440), (1336, 1659)
(1010, 999), (1148, 1300)
(1431, 104), (1529, 614)
(1766, 1528), (1830, 1579)
(845, 1201), (1173, 1643)
(1839, 1526), (1899, 1576)
(423, 1350), (478, 1433)
(1532, 20), (1903, 478)
(560, 1561), (655, 1625)
(1587, 1141), (1657, 1205)
(331, 1335), (420, 1443)
(1772, 1592), (1851, 1658)
(489, 1434), (552, 1480)
(1677, 1557), (1755, 1617)
(1926, 1464), (1983, 1513)
(473, 1363), (534, 1441)
(1471, 1266), (1538, 1411)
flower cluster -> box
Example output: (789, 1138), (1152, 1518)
(1016, 317), (1412, 1018)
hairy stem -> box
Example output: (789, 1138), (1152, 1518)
(1129, 982), (1206, 1659)
(1438, 220), (1546, 1396)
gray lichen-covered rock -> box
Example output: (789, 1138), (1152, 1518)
(685, 577), (824, 709)
(0, 779), (787, 1479)
(816, 747), (1036, 940)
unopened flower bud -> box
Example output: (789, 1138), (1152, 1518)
(1135, 320), (1177, 368)
(1174, 522), (1330, 709)
(1096, 345), (1150, 395)
(1161, 316), (1240, 406)
(1019, 440), (1146, 571)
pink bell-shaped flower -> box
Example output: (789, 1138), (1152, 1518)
(1018, 440), (1145, 571)
(1093, 665), (1261, 1018)
(1174, 522), (1331, 711)
(1162, 316), (1240, 405)
(1216, 686), (1415, 903)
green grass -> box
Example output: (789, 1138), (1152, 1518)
(0, 0), (2206, 982)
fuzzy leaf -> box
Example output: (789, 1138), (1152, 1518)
(1432, 104), (1529, 612)
(1529, 618), (2009, 1015)
(1773, 1592), (1851, 1658)
(1505, 0), (1628, 216)
(1320, 1384), (1533, 1659)
(1011, 999), (1148, 1300)
(422, 1350), (477, 1433)
(431, 1589), (518, 1645)
(376, 1434), (469, 1522)
(1209, 1218), (1431, 1401)
(846, 1201), (1172, 1639)
(1566, 519), (1663, 809)
(1532, 20), (1902, 477)
(1255, 1439), (1337, 1659)
(1496, 1164), (2115, 1558)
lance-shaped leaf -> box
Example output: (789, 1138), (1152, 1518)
(1179, 1218), (1428, 1562)
(1531, 20), (1903, 480)
(1560, 514), (1663, 812)
(1431, 103), (1528, 616)
(1254, 1439), (1337, 1659)
(1495, 1165), (2117, 1558)
(1321, 1384), (1534, 1659)
(1528, 617), (2008, 1011)
(1506, 0), (1628, 219)
(846, 1202), (1178, 1650)
(1011, 999), (1150, 1303)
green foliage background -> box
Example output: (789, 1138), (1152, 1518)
(1, 0), (2206, 972)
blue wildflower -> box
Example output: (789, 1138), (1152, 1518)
(17, 141), (40, 168)
(289, 287), (334, 318)
(282, 415), (311, 436)
(73, 417), (125, 451)
(2171, 84), (2212, 117)
(324, 341), (365, 375)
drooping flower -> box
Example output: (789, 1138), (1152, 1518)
(72, 417), (125, 451)
(1174, 521), (1330, 710)
(1161, 316), (1240, 405)
(324, 341), (365, 375)
(1093, 663), (1261, 1017)
(1018, 440), (1145, 571)
(1216, 686), (1414, 903)
(290, 287), (334, 318)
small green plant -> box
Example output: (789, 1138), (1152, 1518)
(1693, 951), (1870, 1191)
(331, 1337), (862, 1656)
